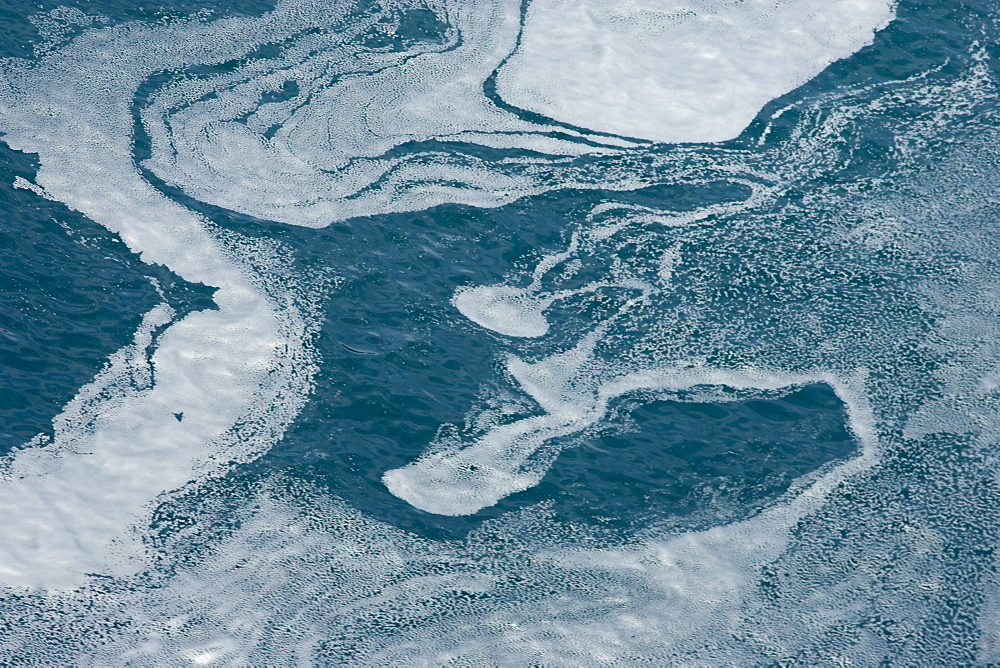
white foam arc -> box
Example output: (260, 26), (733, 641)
(0, 6), (322, 590)
(384, 348), (867, 516)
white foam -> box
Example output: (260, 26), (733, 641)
(496, 0), (896, 142)
(139, 0), (631, 228)
(79, 434), (881, 664)
(452, 285), (551, 338)
(385, 324), (867, 515)
(0, 4), (326, 590)
(135, 0), (893, 226)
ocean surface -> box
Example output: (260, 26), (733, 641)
(0, 0), (999, 663)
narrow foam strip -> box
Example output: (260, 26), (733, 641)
(383, 342), (867, 516)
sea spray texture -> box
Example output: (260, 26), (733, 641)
(0, 0), (893, 588)
(0, 1), (332, 589)
(0, 0), (998, 664)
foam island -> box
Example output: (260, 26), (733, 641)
(452, 285), (551, 338)
(496, 0), (896, 142)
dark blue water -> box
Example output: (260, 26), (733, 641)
(1, 0), (999, 663)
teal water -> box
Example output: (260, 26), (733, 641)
(0, 0), (999, 663)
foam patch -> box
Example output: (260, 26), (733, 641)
(139, 0), (637, 228)
(0, 2), (328, 589)
(497, 0), (896, 142)
(452, 285), (551, 338)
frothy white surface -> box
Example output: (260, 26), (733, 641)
(497, 0), (896, 142)
(135, 0), (898, 226)
(385, 345), (870, 516)
(78, 436), (881, 664)
(140, 0), (633, 228)
(452, 285), (550, 337)
(0, 4), (324, 590)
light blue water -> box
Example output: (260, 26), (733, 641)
(0, 0), (999, 663)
